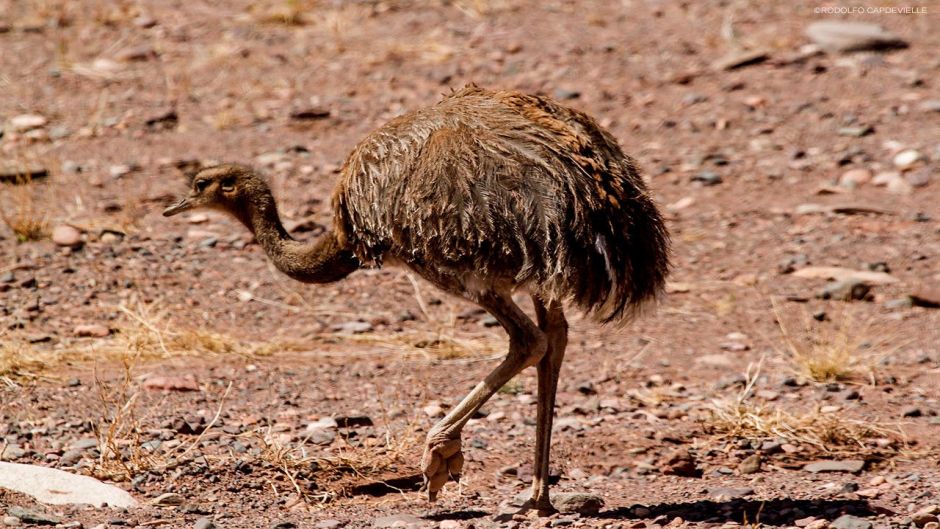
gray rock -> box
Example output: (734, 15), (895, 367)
(838, 126), (874, 137)
(738, 454), (762, 474)
(919, 100), (940, 113)
(803, 459), (866, 473)
(0, 462), (136, 507)
(331, 321), (373, 334)
(152, 492), (185, 506)
(708, 486), (754, 500)
(1, 444), (26, 460)
(70, 439), (99, 451)
(1, 516), (19, 527)
(553, 492), (604, 514)
(712, 48), (769, 71)
(692, 171), (722, 186)
(59, 449), (83, 466)
(830, 514), (873, 529)
(194, 517), (217, 529)
(805, 21), (907, 53)
(818, 280), (871, 301)
(6, 507), (61, 526)
(372, 515), (424, 528)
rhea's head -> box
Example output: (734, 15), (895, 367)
(163, 164), (271, 221)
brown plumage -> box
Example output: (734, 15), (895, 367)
(164, 85), (669, 513)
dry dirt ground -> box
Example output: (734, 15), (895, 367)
(1, 1), (939, 528)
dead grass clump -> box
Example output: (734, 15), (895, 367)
(0, 338), (52, 384)
(773, 302), (890, 384)
(705, 361), (904, 458)
(92, 359), (159, 480)
(252, 420), (422, 504)
(1, 184), (48, 242)
(114, 299), (279, 360)
(254, 0), (313, 26)
(92, 358), (233, 481)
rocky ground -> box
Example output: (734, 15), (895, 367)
(1, 1), (939, 528)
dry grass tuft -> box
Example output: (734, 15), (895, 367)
(252, 420), (422, 503)
(114, 298), (282, 360)
(254, 0), (313, 26)
(705, 360), (905, 457)
(1, 183), (49, 242)
(0, 337), (53, 384)
(773, 302), (891, 384)
(1, 298), (286, 382)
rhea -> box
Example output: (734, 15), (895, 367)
(163, 85), (669, 513)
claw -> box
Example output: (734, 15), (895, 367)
(421, 433), (465, 501)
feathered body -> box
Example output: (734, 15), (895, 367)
(333, 86), (669, 322)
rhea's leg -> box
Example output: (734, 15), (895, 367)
(526, 297), (568, 513)
(422, 290), (547, 501)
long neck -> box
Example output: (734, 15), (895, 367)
(239, 190), (359, 284)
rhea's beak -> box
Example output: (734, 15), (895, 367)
(162, 196), (194, 217)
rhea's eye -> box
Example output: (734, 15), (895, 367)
(221, 176), (236, 192)
(194, 179), (210, 192)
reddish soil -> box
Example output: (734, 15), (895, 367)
(1, 1), (939, 528)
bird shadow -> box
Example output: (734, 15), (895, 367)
(424, 498), (885, 526)
(596, 497), (885, 525)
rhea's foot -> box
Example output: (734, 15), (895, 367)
(421, 431), (464, 501)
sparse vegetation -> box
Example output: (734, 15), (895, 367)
(773, 302), (889, 384)
(705, 360), (905, 457)
(1, 183), (49, 242)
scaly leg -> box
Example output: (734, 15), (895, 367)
(526, 297), (568, 514)
(422, 290), (547, 501)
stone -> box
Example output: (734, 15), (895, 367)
(143, 375), (199, 392)
(803, 459), (865, 473)
(911, 510), (938, 527)
(0, 462), (136, 507)
(372, 514), (424, 528)
(553, 492), (605, 514)
(818, 279), (871, 301)
(838, 126), (873, 138)
(906, 169), (930, 188)
(1, 445), (26, 460)
(109, 164), (134, 178)
(153, 492), (185, 506)
(1, 516), (19, 527)
(839, 168), (872, 187)
(9, 114), (47, 132)
(661, 447), (700, 477)
(5, 507), (60, 526)
(0, 162), (48, 183)
(271, 522), (297, 529)
(692, 171), (722, 186)
(712, 48), (769, 71)
(919, 100), (940, 113)
(315, 521), (344, 529)
(331, 321), (373, 334)
(52, 225), (82, 247)
(738, 454), (762, 474)
(805, 21), (907, 53)
(73, 324), (109, 338)
(194, 518), (217, 529)
(792, 266), (897, 284)
(708, 486), (754, 500)
(893, 149), (922, 169)
(438, 521), (459, 529)
(830, 514), (873, 529)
